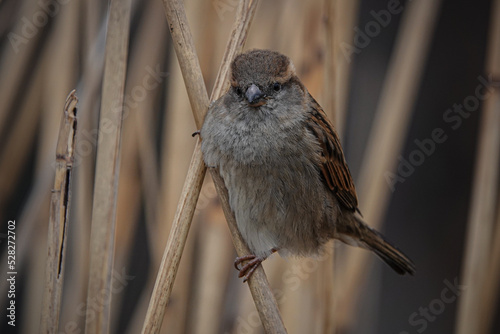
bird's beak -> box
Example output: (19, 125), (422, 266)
(245, 84), (266, 107)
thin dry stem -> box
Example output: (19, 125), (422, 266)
(39, 90), (78, 333)
(85, 0), (132, 332)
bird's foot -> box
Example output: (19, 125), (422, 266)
(234, 254), (263, 282)
(192, 130), (200, 137)
(233, 249), (277, 283)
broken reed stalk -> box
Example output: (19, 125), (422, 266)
(142, 0), (286, 333)
(39, 90), (78, 333)
(84, 0), (132, 333)
(337, 0), (442, 328)
(456, 0), (500, 332)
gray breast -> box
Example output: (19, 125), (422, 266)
(201, 104), (333, 257)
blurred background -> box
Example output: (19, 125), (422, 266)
(0, 0), (499, 333)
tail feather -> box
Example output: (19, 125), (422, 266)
(338, 215), (416, 275)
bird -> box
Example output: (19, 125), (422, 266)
(200, 49), (415, 282)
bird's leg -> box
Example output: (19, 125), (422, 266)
(234, 248), (278, 283)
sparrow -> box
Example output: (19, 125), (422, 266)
(200, 49), (415, 282)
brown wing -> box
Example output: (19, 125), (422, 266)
(306, 93), (359, 212)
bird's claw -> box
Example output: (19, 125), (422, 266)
(234, 254), (263, 283)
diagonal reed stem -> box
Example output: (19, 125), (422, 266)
(142, 0), (286, 333)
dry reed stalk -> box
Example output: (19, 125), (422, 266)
(336, 0), (442, 329)
(456, 0), (500, 332)
(85, 0), (132, 332)
(40, 90), (78, 333)
(143, 0), (286, 333)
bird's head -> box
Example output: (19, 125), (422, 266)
(229, 49), (303, 108)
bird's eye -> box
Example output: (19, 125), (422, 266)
(235, 87), (243, 96)
(272, 82), (281, 92)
